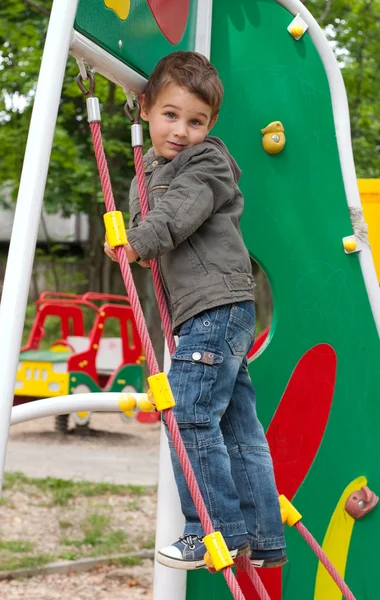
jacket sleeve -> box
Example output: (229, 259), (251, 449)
(128, 176), (141, 229)
(127, 146), (235, 260)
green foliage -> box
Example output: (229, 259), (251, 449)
(309, 0), (380, 176)
(0, 1), (150, 294)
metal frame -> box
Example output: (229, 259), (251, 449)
(0, 0), (80, 493)
(69, 30), (147, 96)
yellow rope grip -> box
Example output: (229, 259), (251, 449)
(279, 494), (302, 526)
(104, 211), (128, 248)
(203, 532), (234, 571)
(147, 373), (176, 411)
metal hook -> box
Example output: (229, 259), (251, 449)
(124, 99), (141, 124)
(76, 71), (96, 97)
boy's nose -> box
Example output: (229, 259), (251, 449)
(174, 123), (187, 138)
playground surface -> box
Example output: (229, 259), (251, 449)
(2, 415), (160, 598)
(0, 562), (153, 599)
(5, 415), (161, 485)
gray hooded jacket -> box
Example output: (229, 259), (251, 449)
(127, 136), (255, 333)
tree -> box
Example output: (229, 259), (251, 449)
(0, 0), (148, 292)
(309, 0), (380, 176)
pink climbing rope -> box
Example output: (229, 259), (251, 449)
(90, 122), (159, 376)
(295, 521), (357, 600)
(133, 145), (176, 355)
(90, 118), (249, 600)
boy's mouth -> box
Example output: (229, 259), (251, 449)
(168, 141), (186, 150)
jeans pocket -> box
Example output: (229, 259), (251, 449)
(168, 346), (223, 428)
(225, 303), (256, 357)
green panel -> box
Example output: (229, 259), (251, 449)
(188, 0), (380, 599)
(75, 0), (198, 78)
(20, 350), (69, 363)
(69, 372), (101, 392)
(108, 364), (144, 392)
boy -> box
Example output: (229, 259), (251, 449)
(104, 51), (286, 570)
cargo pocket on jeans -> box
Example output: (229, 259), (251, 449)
(225, 304), (256, 357)
(169, 346), (223, 428)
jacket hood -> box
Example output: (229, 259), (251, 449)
(205, 136), (242, 184)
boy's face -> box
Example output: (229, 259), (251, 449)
(140, 84), (218, 159)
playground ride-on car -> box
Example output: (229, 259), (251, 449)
(14, 292), (159, 432)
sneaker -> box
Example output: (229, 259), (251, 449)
(156, 534), (250, 570)
(250, 548), (287, 568)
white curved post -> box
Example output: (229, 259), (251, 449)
(0, 0), (79, 494)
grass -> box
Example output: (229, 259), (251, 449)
(1, 472), (156, 572)
(0, 554), (55, 572)
(62, 512), (128, 554)
(0, 540), (34, 553)
(3, 472), (149, 506)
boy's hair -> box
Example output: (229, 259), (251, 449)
(143, 51), (224, 118)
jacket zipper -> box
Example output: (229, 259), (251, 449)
(149, 185), (169, 192)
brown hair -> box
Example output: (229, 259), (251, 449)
(143, 51), (224, 118)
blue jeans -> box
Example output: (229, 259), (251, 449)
(164, 301), (285, 550)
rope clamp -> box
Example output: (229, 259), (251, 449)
(103, 211), (128, 248)
(279, 494), (302, 526)
(203, 532), (234, 571)
(147, 373), (176, 411)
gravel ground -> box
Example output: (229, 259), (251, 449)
(1, 413), (162, 599)
(0, 563), (153, 599)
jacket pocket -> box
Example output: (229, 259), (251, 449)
(224, 273), (255, 292)
(168, 346), (223, 427)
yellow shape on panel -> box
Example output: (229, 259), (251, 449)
(104, 0), (130, 20)
(314, 475), (367, 600)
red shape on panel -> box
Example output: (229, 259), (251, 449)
(247, 325), (270, 360)
(267, 343), (336, 500)
(147, 0), (190, 45)
(237, 344), (337, 600)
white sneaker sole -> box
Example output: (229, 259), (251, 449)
(156, 545), (250, 571)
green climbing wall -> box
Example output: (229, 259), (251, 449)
(187, 1), (380, 599)
(75, 0), (197, 77)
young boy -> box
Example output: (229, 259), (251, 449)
(104, 51), (286, 570)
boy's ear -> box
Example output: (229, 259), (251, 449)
(139, 94), (149, 121)
(208, 113), (218, 132)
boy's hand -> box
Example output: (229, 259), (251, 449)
(104, 240), (119, 262)
(104, 240), (150, 268)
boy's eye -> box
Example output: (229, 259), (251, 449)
(190, 119), (201, 126)
(165, 112), (176, 119)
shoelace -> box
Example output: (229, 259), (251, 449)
(179, 535), (204, 550)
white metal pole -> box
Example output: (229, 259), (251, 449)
(153, 3), (214, 598)
(11, 393), (149, 425)
(153, 344), (186, 600)
(0, 0), (79, 494)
